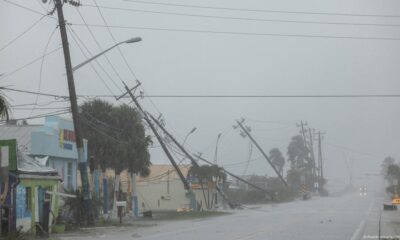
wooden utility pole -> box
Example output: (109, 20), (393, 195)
(120, 82), (191, 190)
(195, 154), (274, 198)
(317, 131), (325, 180)
(235, 120), (288, 187)
(53, 0), (93, 225)
(147, 113), (236, 209)
(308, 128), (317, 181)
(297, 121), (308, 148)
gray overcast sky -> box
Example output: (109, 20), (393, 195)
(1, 0), (400, 183)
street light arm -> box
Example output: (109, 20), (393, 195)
(72, 42), (123, 72)
(71, 37), (141, 72)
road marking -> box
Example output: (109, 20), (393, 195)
(350, 199), (375, 240)
(350, 220), (366, 240)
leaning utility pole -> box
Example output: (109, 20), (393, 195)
(317, 131), (325, 180)
(147, 113), (236, 209)
(235, 120), (288, 187)
(297, 121), (308, 148)
(194, 154), (274, 198)
(53, 0), (93, 225)
(119, 83), (193, 189)
(308, 128), (317, 181)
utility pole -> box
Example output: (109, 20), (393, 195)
(308, 128), (317, 189)
(214, 133), (222, 164)
(195, 154), (274, 199)
(147, 113), (237, 209)
(297, 121), (308, 148)
(120, 83), (199, 210)
(235, 119), (288, 187)
(314, 130), (326, 191)
(120, 83), (191, 190)
(53, 0), (93, 225)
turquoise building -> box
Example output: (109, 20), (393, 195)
(31, 116), (88, 190)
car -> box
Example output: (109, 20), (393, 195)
(359, 186), (367, 196)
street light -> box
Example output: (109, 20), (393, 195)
(72, 37), (142, 72)
(214, 133), (222, 164)
(182, 127), (197, 146)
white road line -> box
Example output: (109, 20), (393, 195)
(350, 219), (366, 240)
(350, 199), (375, 240)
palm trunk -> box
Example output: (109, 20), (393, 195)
(199, 178), (208, 209)
(111, 174), (120, 219)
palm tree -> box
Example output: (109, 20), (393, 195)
(270, 148), (285, 176)
(0, 90), (10, 120)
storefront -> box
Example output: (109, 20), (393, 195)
(0, 139), (61, 236)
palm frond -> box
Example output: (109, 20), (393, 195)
(0, 91), (10, 120)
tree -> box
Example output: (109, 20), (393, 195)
(0, 90), (10, 120)
(385, 164), (400, 195)
(79, 99), (151, 176)
(382, 156), (395, 176)
(269, 148), (285, 176)
(188, 164), (226, 209)
(287, 135), (310, 170)
(287, 135), (315, 191)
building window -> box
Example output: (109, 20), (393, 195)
(25, 187), (32, 211)
(67, 162), (73, 189)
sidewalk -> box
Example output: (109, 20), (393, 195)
(361, 196), (400, 240)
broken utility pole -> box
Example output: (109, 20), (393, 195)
(194, 154), (274, 199)
(120, 82), (190, 190)
(53, 0), (93, 225)
(120, 82), (198, 210)
(235, 119), (288, 187)
(147, 113), (236, 209)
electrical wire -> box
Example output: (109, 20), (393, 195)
(66, 26), (117, 96)
(71, 23), (400, 41)
(84, 4), (400, 28)
(0, 86), (69, 99)
(92, 0), (139, 82)
(0, 15), (46, 54)
(6, 86), (400, 99)
(0, 109), (70, 123)
(2, 0), (56, 19)
(29, 25), (59, 117)
(124, 0), (400, 19)
(0, 47), (62, 81)
(75, 8), (124, 93)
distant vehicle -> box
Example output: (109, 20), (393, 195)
(359, 186), (367, 196)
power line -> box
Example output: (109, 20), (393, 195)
(30, 26), (59, 117)
(84, 4), (400, 28)
(0, 109), (70, 123)
(12, 107), (69, 110)
(70, 23), (400, 41)
(11, 99), (70, 107)
(0, 87), (69, 99)
(2, 0), (56, 19)
(75, 8), (124, 92)
(66, 26), (117, 96)
(124, 0), (400, 19)
(92, 0), (139, 82)
(0, 15), (46, 54)
(0, 47), (62, 80)
(5, 86), (400, 99)
(140, 94), (400, 98)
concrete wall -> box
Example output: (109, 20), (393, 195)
(137, 179), (188, 212)
(136, 179), (210, 212)
(48, 157), (77, 190)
